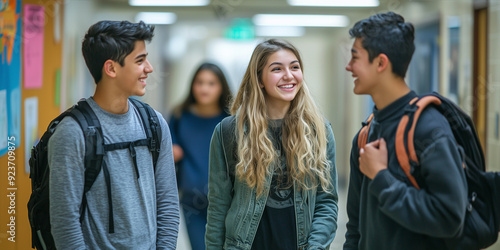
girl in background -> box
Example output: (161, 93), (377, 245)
(169, 62), (232, 250)
(206, 39), (338, 249)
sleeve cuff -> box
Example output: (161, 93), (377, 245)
(369, 169), (397, 197)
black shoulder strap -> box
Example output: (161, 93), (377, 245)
(66, 99), (105, 222)
(129, 98), (162, 170)
(74, 100), (105, 191)
(220, 116), (237, 186)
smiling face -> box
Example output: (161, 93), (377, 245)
(192, 69), (223, 106)
(345, 38), (379, 95)
(114, 40), (153, 97)
(260, 49), (303, 109)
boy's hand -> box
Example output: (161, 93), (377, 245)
(359, 138), (388, 179)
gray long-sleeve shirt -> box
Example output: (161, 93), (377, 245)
(48, 97), (179, 249)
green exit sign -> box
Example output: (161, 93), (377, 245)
(225, 18), (254, 40)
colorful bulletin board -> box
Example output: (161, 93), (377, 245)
(0, 0), (22, 156)
(1, 0), (63, 249)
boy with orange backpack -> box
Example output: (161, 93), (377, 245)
(344, 11), (500, 250)
(343, 12), (469, 249)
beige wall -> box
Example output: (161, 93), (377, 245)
(488, 2), (500, 249)
(486, 0), (500, 244)
(488, 0), (500, 173)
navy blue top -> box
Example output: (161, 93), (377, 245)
(169, 110), (228, 202)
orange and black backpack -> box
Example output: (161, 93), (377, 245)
(358, 92), (500, 249)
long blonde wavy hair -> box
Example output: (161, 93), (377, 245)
(231, 39), (332, 196)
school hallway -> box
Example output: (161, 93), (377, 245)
(2, 0), (500, 249)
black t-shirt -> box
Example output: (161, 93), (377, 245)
(251, 119), (297, 250)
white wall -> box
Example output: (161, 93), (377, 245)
(61, 0), (98, 110)
(487, 3), (500, 250)
(488, 1), (500, 172)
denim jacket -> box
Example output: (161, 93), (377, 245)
(206, 119), (338, 250)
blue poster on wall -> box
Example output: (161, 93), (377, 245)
(0, 0), (22, 156)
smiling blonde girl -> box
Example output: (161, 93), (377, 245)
(206, 39), (338, 250)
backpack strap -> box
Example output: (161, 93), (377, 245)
(74, 100), (105, 193)
(129, 98), (162, 170)
(357, 113), (374, 150)
(104, 99), (160, 180)
(395, 96), (441, 189)
(66, 100), (106, 224)
(356, 96), (442, 189)
(220, 116), (237, 191)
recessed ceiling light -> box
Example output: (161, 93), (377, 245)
(129, 0), (210, 6)
(253, 14), (349, 27)
(135, 12), (177, 25)
(288, 0), (379, 7)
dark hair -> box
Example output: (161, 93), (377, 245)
(82, 20), (155, 84)
(349, 12), (415, 78)
(174, 63), (233, 117)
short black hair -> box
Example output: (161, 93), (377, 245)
(349, 12), (415, 78)
(82, 20), (155, 84)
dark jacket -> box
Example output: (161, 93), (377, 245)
(344, 91), (467, 250)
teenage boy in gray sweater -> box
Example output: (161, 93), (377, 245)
(48, 20), (179, 249)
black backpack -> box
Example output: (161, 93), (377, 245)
(27, 98), (162, 250)
(358, 92), (500, 249)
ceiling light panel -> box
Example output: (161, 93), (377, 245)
(253, 14), (349, 27)
(288, 0), (379, 7)
(135, 12), (177, 25)
(129, 0), (210, 6)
